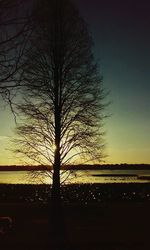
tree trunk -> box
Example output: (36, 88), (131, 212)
(49, 5), (64, 247)
(51, 149), (61, 203)
(50, 146), (66, 250)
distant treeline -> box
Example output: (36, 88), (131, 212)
(0, 163), (150, 171)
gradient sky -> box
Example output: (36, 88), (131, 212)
(0, 0), (150, 165)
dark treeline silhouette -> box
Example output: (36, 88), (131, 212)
(0, 164), (150, 171)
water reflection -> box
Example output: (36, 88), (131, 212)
(1, 170), (150, 184)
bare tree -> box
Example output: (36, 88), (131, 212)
(0, 0), (32, 103)
(13, 0), (107, 202)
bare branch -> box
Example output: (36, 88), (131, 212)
(12, 0), (108, 199)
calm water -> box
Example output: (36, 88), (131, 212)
(1, 170), (150, 184)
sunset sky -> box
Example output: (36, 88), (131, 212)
(0, 0), (150, 165)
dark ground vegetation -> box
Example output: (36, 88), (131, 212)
(1, 183), (150, 250)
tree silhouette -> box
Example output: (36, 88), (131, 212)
(0, 0), (32, 105)
(13, 0), (106, 202)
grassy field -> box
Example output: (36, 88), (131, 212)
(1, 201), (150, 250)
(0, 183), (150, 250)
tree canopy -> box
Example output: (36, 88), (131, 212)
(12, 0), (107, 200)
(14, 0), (106, 165)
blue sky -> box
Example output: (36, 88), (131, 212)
(76, 0), (150, 163)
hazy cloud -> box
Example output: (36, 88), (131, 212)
(0, 136), (10, 141)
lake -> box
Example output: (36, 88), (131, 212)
(1, 169), (150, 184)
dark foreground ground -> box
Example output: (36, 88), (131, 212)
(1, 183), (150, 250)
